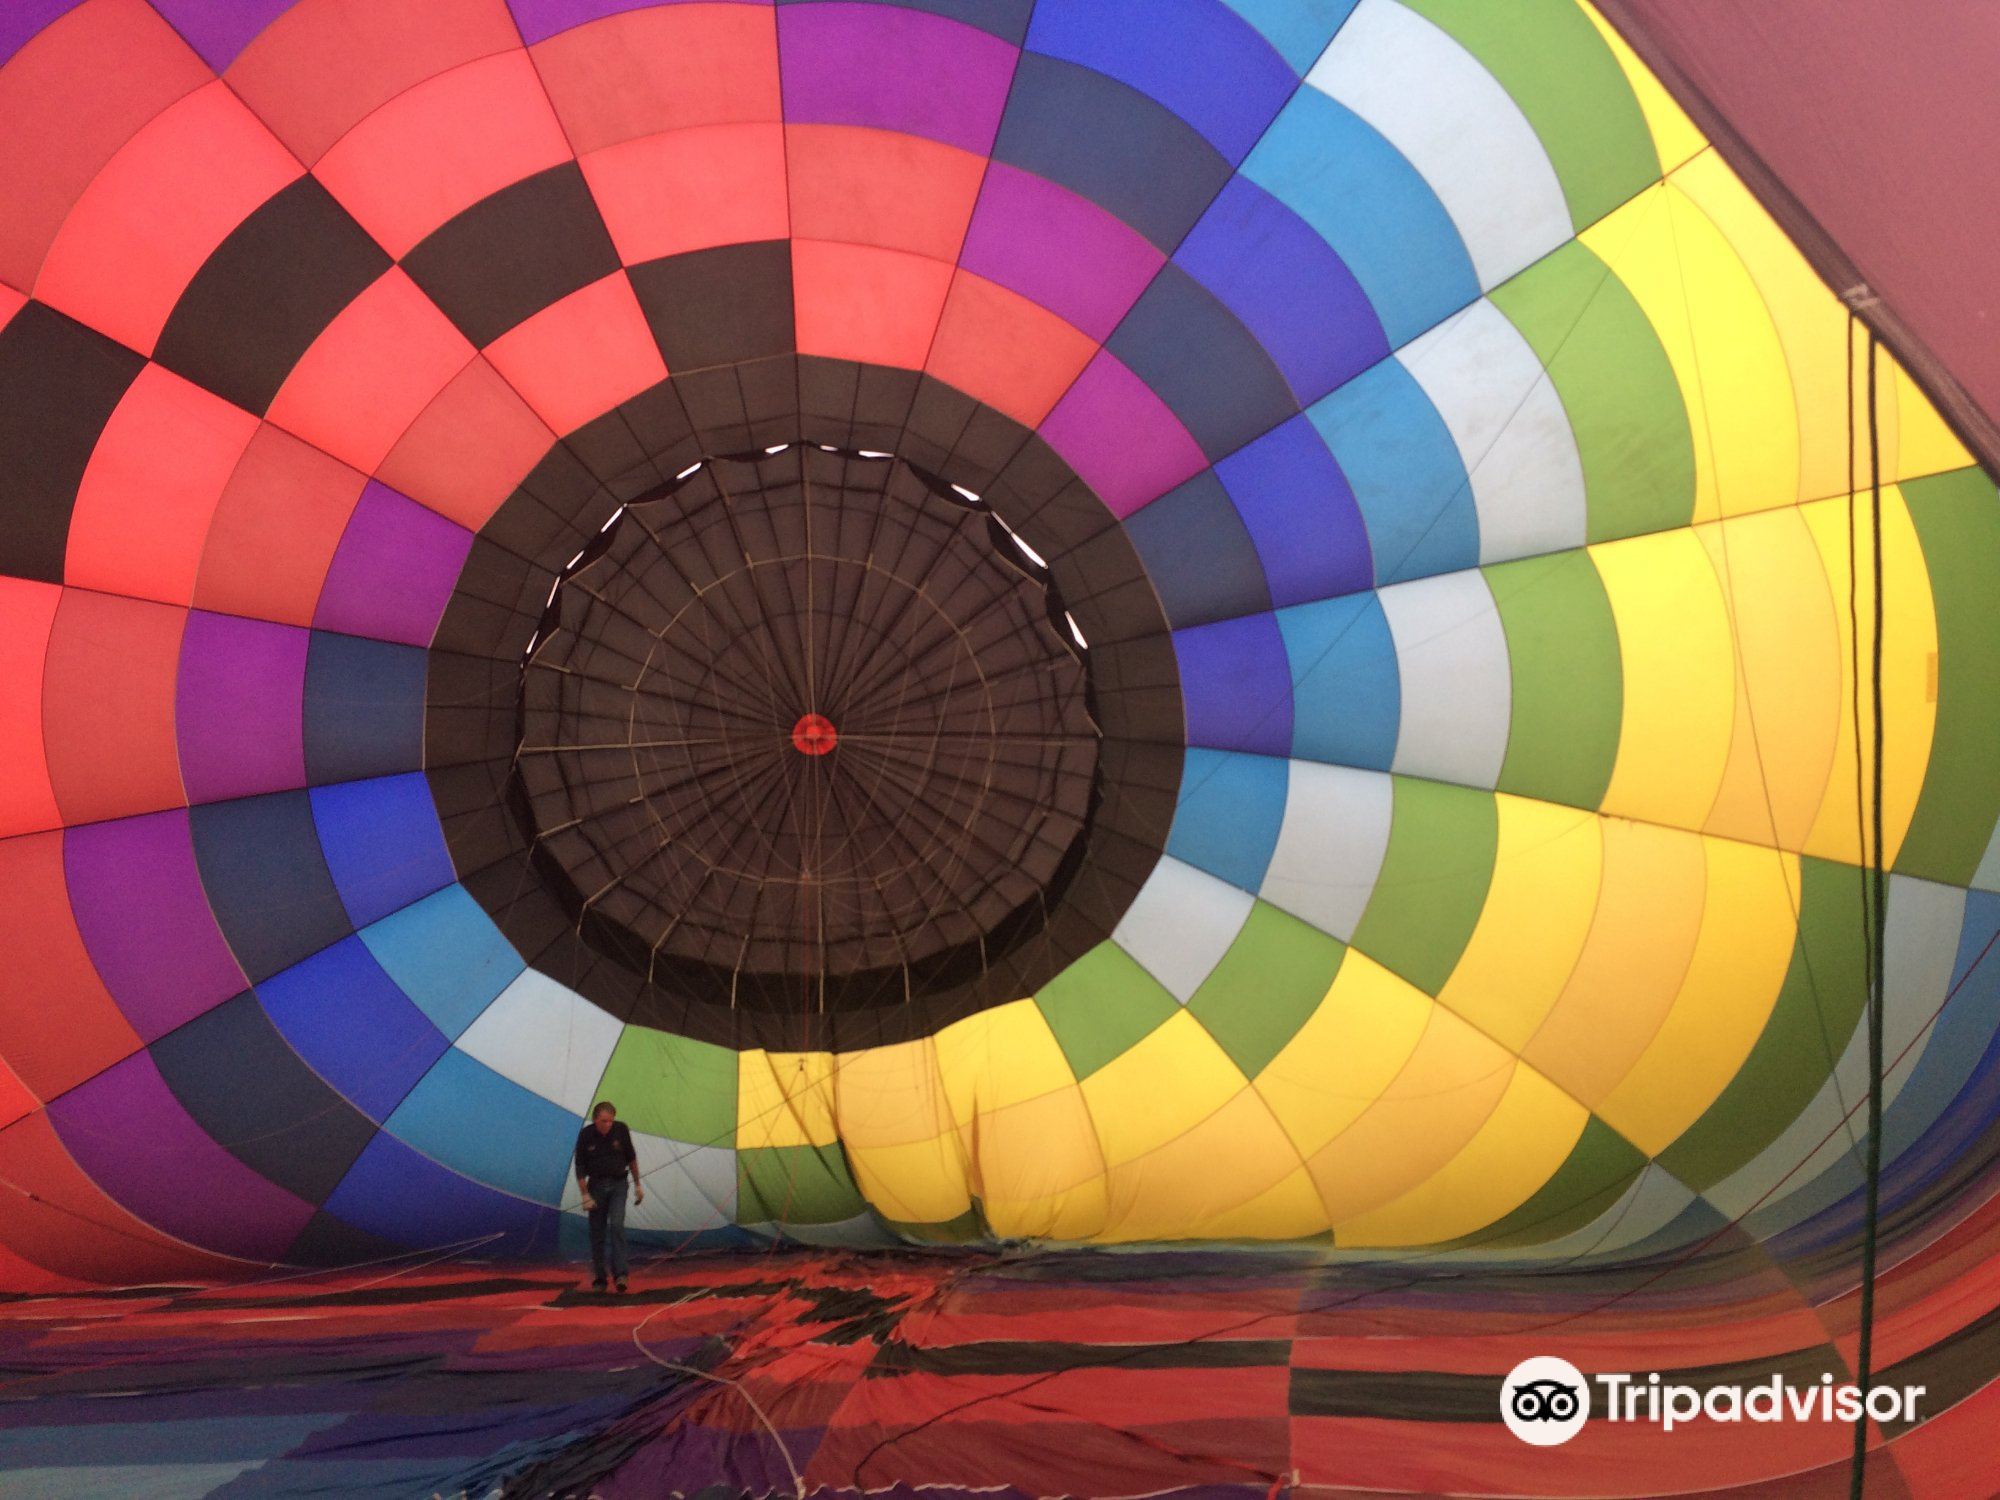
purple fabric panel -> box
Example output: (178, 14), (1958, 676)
(148, 0), (294, 70)
(509, 0), (762, 48)
(64, 809), (245, 1042)
(313, 483), (474, 648)
(176, 611), (309, 805)
(48, 1052), (315, 1263)
(0, 0), (85, 65)
(778, 2), (1016, 156)
(959, 163), (1163, 342)
(1038, 351), (1206, 518)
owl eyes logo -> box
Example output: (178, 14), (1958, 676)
(1500, 1357), (1591, 1445)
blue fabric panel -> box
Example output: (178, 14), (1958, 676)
(1307, 359), (1477, 584)
(303, 632), (427, 785)
(1025, 0), (1297, 163)
(1176, 176), (1386, 405)
(309, 772), (455, 928)
(1123, 470), (1273, 629)
(189, 790), (353, 982)
(1165, 747), (1288, 892)
(256, 936), (449, 1124)
(1278, 592), (1400, 769)
(322, 1130), (555, 1253)
(994, 52), (1232, 251)
(360, 884), (524, 1040)
(386, 1049), (578, 1205)
(1214, 411), (1373, 605)
(1221, 0), (1360, 73)
(1174, 611), (1293, 756)
(1106, 262), (1298, 460)
(1240, 88), (1477, 347)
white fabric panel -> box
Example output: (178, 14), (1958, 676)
(1379, 569), (1510, 789)
(457, 968), (624, 1115)
(1480, 1164), (1696, 1264)
(1113, 854), (1257, 1002)
(1260, 761), (1393, 942)
(1308, 0), (1571, 288)
(1399, 300), (1588, 564)
(1971, 813), (2000, 892)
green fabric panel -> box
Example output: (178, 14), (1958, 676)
(736, 1143), (868, 1226)
(1443, 1115), (1647, 1250)
(595, 1025), (738, 1147)
(1396, 0), (1658, 230)
(1486, 549), (1623, 809)
(1034, 942), (1179, 1081)
(1894, 467), (2000, 884)
(1490, 239), (1695, 542)
(1187, 902), (1346, 1079)
(1349, 778), (1498, 996)
(1656, 858), (1870, 1191)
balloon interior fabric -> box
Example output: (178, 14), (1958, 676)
(3, 0), (2000, 1493)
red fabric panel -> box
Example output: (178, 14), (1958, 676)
(0, 0), (209, 293)
(41, 589), (187, 826)
(0, 577), (62, 838)
(66, 364), (261, 605)
(792, 239), (953, 372)
(786, 125), (985, 261)
(483, 271), (667, 435)
(927, 270), (1098, 428)
(194, 423), (364, 625)
(35, 80), (303, 352)
(226, 0), (521, 165)
(1601, 0), (2000, 468)
(581, 124), (790, 264)
(0, 831), (139, 1102)
(376, 356), (555, 531)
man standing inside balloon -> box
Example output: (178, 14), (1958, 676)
(574, 1102), (644, 1293)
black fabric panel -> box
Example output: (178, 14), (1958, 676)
(304, 632), (429, 784)
(151, 991), (376, 1204)
(402, 163), (621, 347)
(1289, 1368), (1501, 1423)
(1107, 263), (1298, 458)
(154, 176), (391, 414)
(0, 301), (146, 583)
(775, 0), (1033, 44)
(189, 791), (354, 982)
(629, 241), (795, 372)
(1122, 469), (1273, 628)
(282, 1209), (407, 1269)
(994, 53), (1232, 251)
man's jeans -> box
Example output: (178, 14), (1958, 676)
(586, 1177), (629, 1282)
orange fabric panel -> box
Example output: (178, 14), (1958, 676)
(581, 123), (789, 264)
(65, 365), (261, 606)
(0, 1111), (238, 1284)
(0, 578), (62, 839)
(0, 0), (209, 291)
(786, 125), (985, 262)
(266, 268), (475, 473)
(313, 51), (571, 257)
(0, 1058), (33, 1132)
(532, 4), (782, 155)
(377, 356), (556, 531)
(227, 0), (522, 165)
(0, 832), (139, 1103)
(484, 271), (668, 436)
(194, 424), (365, 625)
(927, 270), (1100, 428)
(35, 80), (304, 352)
(792, 239), (954, 373)
(41, 590), (186, 826)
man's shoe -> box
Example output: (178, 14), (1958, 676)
(615, 1280), (628, 1294)
(590, 1278), (606, 1293)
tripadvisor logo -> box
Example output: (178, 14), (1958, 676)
(1500, 1357), (1926, 1446)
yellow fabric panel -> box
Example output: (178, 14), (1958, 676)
(736, 1049), (836, 1150)
(1578, 1), (1705, 175)
(1338, 1058), (1587, 1248)
(1583, 182), (1798, 523)
(1079, 1009), (1248, 1167)
(1796, 488), (1940, 865)
(1193, 1165), (1332, 1243)
(1098, 1087), (1319, 1242)
(1595, 528), (1736, 831)
(1697, 506), (1843, 849)
(830, 1037), (951, 1149)
(1305, 1006), (1516, 1223)
(1523, 815), (1706, 1108)
(930, 997), (1076, 1122)
(1436, 795), (1602, 1053)
(973, 1085), (1111, 1240)
(1890, 347), (1975, 482)
(1596, 839), (1798, 1154)
(846, 1134), (971, 1226)
(1254, 949), (1431, 1158)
